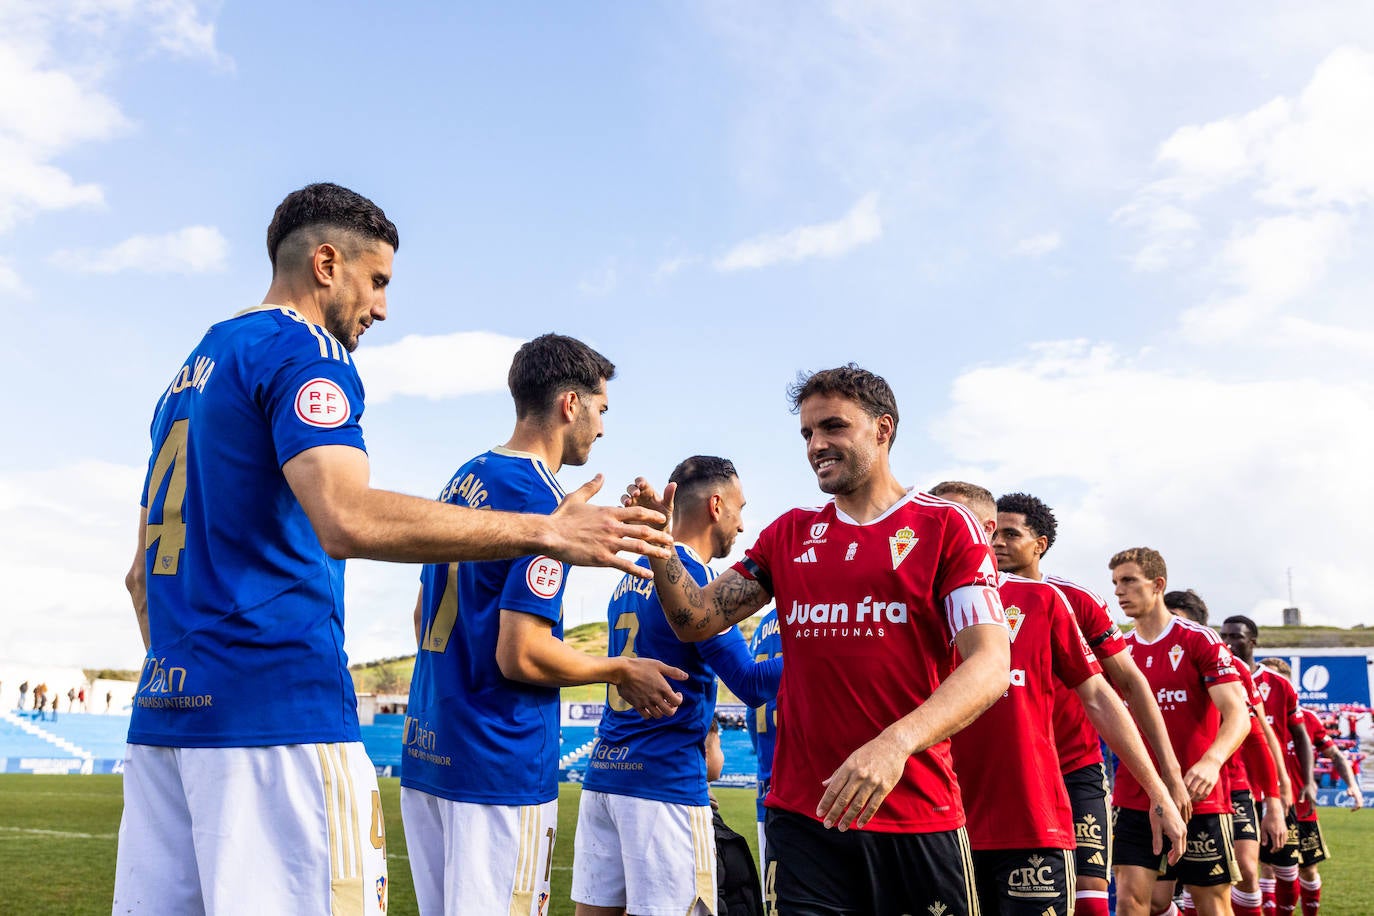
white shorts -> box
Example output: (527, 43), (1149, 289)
(400, 787), (557, 916)
(571, 789), (716, 916)
(112, 742), (387, 916)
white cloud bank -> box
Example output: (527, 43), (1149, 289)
(53, 225), (229, 274)
(715, 192), (881, 271)
(353, 331), (526, 404)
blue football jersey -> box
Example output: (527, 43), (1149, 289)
(746, 607), (782, 821)
(129, 305), (367, 747)
(401, 448), (568, 805)
(583, 545), (783, 806)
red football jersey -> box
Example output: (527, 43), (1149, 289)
(1223, 664), (1265, 794)
(1294, 707), (1335, 821)
(1045, 575), (1128, 774)
(1113, 616), (1241, 815)
(952, 574), (1101, 850)
(1254, 665), (1304, 799)
(734, 491), (1005, 833)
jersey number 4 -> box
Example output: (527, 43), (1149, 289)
(145, 418), (190, 576)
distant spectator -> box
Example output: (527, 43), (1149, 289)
(78, 687), (86, 712)
(51, 695), (59, 721)
(16, 681), (26, 711)
(105, 691), (112, 713)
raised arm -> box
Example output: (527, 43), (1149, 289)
(284, 445), (672, 576)
(1100, 650), (1192, 822)
(815, 622), (1010, 831)
(1321, 744), (1364, 810)
(623, 479), (770, 639)
(126, 507), (151, 651)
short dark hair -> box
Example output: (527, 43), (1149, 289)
(266, 182), (399, 270)
(508, 333), (616, 419)
(786, 364), (899, 447)
(996, 492), (1058, 554)
(929, 481), (995, 519)
(1165, 589), (1209, 625)
(1222, 614), (1259, 640)
(669, 456), (738, 507)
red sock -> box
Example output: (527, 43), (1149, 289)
(1275, 867), (1300, 916)
(1073, 890), (1109, 916)
(1233, 886), (1264, 916)
(1261, 877), (1277, 914)
(1300, 875), (1322, 916)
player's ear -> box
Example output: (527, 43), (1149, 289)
(708, 493), (723, 521)
(558, 390), (578, 423)
(313, 243), (339, 286)
(875, 413), (895, 445)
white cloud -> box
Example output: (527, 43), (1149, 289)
(928, 341), (1374, 627)
(1012, 231), (1062, 258)
(715, 193), (881, 271)
(353, 331), (526, 404)
(0, 257), (25, 296)
(0, 1), (226, 233)
(0, 461), (148, 667)
(54, 225), (229, 274)
(653, 254), (699, 280)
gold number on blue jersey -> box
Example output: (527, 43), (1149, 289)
(606, 611), (641, 712)
(145, 418), (190, 576)
(422, 563), (460, 653)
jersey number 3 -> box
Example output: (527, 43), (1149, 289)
(145, 418), (190, 576)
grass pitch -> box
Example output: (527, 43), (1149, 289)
(3, 774), (1372, 914)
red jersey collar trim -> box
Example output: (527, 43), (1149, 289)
(831, 488), (915, 527)
(1131, 614), (1178, 647)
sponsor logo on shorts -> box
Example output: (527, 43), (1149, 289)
(1185, 830), (1222, 861)
(294, 377), (350, 428)
(1007, 853), (1058, 899)
(1076, 812), (1104, 846)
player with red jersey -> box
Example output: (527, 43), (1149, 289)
(1257, 659), (1363, 916)
(625, 366), (1012, 915)
(992, 492), (1188, 916)
(1219, 618), (1316, 916)
(1167, 591), (1288, 916)
(1109, 548), (1251, 916)
(936, 483), (1184, 916)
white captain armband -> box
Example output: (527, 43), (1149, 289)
(944, 584), (1008, 638)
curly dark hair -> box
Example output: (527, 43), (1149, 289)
(996, 492), (1058, 554)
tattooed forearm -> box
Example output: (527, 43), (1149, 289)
(713, 572), (765, 626)
(653, 561), (767, 640)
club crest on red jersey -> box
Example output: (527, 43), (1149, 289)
(1168, 644), (1184, 670)
(889, 526), (918, 569)
(1005, 605), (1025, 642)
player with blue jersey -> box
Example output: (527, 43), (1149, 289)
(403, 335), (688, 916)
(114, 185), (675, 916)
(572, 456), (782, 916)
(746, 606), (781, 863)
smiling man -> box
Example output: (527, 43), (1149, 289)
(624, 364), (1011, 915)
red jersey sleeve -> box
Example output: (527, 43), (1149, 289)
(934, 502), (1005, 638)
(1304, 710), (1334, 753)
(1072, 591), (1127, 659)
(1198, 639), (1242, 687)
(1240, 715), (1280, 799)
(1048, 591), (1102, 691)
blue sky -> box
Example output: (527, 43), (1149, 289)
(4, 2), (1373, 668)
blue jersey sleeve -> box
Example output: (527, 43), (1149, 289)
(255, 327), (368, 467)
(699, 628), (782, 708)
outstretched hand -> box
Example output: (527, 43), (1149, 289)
(621, 478), (677, 532)
(815, 732), (908, 831)
(547, 475), (674, 578)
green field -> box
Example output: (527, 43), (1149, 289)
(3, 774), (1373, 914)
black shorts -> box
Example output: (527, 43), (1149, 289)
(972, 847), (1073, 916)
(1259, 809), (1300, 868)
(1297, 817), (1329, 867)
(1113, 808), (1239, 888)
(1064, 761), (1112, 880)
(763, 807), (976, 915)
(1231, 789), (1259, 844)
